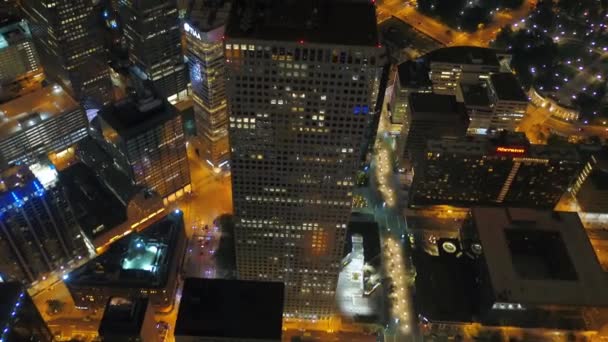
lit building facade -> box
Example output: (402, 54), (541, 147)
(390, 60), (432, 135)
(225, 0), (384, 318)
(0, 163), (90, 285)
(410, 133), (582, 208)
(0, 282), (53, 342)
(0, 19), (43, 93)
(400, 93), (469, 166)
(119, 0), (188, 102)
(488, 72), (528, 131)
(66, 211), (186, 310)
(0, 85), (89, 169)
(20, 0), (113, 109)
(184, 1), (231, 169)
(95, 96), (191, 204)
(426, 46), (502, 95)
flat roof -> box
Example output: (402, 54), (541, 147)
(175, 278), (284, 340)
(0, 85), (79, 138)
(472, 207), (608, 307)
(425, 132), (580, 161)
(490, 72), (528, 102)
(58, 163), (127, 241)
(66, 211), (184, 289)
(460, 82), (492, 107)
(409, 93), (459, 114)
(225, 0), (379, 47)
(0, 282), (25, 328)
(397, 60), (432, 89)
(426, 46), (501, 67)
(99, 297), (149, 337)
(99, 97), (176, 138)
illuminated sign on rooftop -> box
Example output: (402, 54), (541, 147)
(496, 146), (526, 154)
(184, 22), (201, 40)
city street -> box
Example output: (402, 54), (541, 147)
(28, 144), (234, 342)
(518, 104), (608, 142)
(377, 0), (536, 47)
(362, 87), (416, 342)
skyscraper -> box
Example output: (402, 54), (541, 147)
(184, 0), (231, 169)
(0, 282), (53, 342)
(0, 18), (43, 101)
(20, 0), (113, 109)
(94, 94), (191, 204)
(225, 0), (383, 318)
(119, 0), (188, 103)
(0, 163), (90, 284)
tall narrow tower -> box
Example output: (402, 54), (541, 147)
(119, 0), (188, 103)
(20, 0), (113, 109)
(184, 0), (231, 169)
(225, 0), (383, 319)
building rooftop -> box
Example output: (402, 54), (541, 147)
(426, 46), (501, 67)
(99, 96), (175, 138)
(175, 278), (284, 340)
(0, 85), (79, 138)
(0, 162), (59, 212)
(471, 207), (608, 307)
(58, 163), (127, 242)
(460, 82), (492, 107)
(66, 211), (184, 289)
(0, 20), (30, 49)
(188, 0), (231, 33)
(225, 0), (379, 47)
(397, 60), (431, 89)
(425, 132), (580, 161)
(489, 72), (528, 102)
(409, 93), (460, 114)
(98, 297), (149, 337)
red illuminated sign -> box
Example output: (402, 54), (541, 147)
(496, 147), (526, 154)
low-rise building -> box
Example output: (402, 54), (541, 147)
(457, 82), (494, 134)
(414, 208), (608, 336)
(399, 92), (468, 167)
(98, 297), (158, 342)
(488, 72), (528, 131)
(426, 46), (504, 95)
(410, 132), (582, 209)
(0, 85), (88, 168)
(390, 60), (432, 135)
(65, 210), (186, 310)
(174, 278), (284, 342)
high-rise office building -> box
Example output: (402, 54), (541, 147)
(0, 163), (90, 284)
(225, 0), (384, 318)
(410, 132), (582, 208)
(94, 94), (191, 204)
(184, 0), (231, 169)
(20, 0), (113, 109)
(0, 18), (43, 100)
(0, 282), (53, 342)
(0, 85), (89, 169)
(119, 0), (188, 102)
